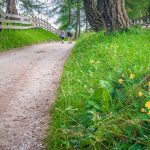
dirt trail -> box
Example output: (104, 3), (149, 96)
(0, 42), (74, 150)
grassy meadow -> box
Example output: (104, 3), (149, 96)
(0, 29), (59, 52)
(47, 28), (150, 149)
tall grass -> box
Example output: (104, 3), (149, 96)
(47, 28), (150, 150)
(0, 29), (59, 51)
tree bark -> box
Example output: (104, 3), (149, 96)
(0, 13), (2, 32)
(75, 0), (81, 39)
(83, 0), (102, 32)
(6, 0), (18, 14)
(97, 0), (103, 13)
(100, 0), (129, 32)
(68, 0), (72, 25)
(85, 16), (88, 32)
(78, 2), (81, 38)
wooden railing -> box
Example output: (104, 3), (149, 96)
(130, 15), (150, 28)
(0, 11), (149, 34)
(0, 11), (61, 35)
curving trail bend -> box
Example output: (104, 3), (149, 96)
(0, 42), (74, 150)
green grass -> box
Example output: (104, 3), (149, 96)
(0, 29), (59, 51)
(47, 28), (150, 150)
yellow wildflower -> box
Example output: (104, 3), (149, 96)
(130, 73), (135, 79)
(147, 111), (150, 115)
(141, 108), (145, 113)
(148, 81), (150, 86)
(138, 91), (144, 97)
(145, 100), (150, 109)
(90, 60), (95, 64)
(118, 79), (124, 84)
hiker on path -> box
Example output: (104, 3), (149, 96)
(60, 30), (66, 44)
(66, 25), (73, 43)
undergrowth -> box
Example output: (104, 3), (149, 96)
(47, 28), (150, 150)
(0, 29), (59, 51)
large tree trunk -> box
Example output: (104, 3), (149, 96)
(83, 0), (102, 32)
(6, 0), (18, 14)
(100, 0), (129, 32)
(97, 0), (103, 13)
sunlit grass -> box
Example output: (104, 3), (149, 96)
(47, 28), (150, 150)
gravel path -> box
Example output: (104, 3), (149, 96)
(0, 42), (74, 150)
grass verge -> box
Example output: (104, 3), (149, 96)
(47, 28), (150, 150)
(0, 29), (59, 52)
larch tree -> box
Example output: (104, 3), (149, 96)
(75, 0), (81, 39)
(83, 0), (102, 32)
(6, 0), (18, 14)
(83, 0), (129, 32)
(100, 0), (129, 32)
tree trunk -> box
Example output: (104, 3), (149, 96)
(85, 17), (88, 32)
(75, 17), (78, 39)
(78, 1), (81, 38)
(68, 0), (72, 25)
(0, 13), (2, 32)
(6, 0), (18, 14)
(75, 0), (81, 39)
(97, 0), (103, 13)
(100, 0), (129, 32)
(83, 0), (102, 32)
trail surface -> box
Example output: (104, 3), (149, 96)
(0, 42), (74, 150)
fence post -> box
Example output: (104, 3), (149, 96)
(33, 16), (35, 29)
(21, 14), (23, 31)
(48, 24), (50, 31)
(33, 16), (36, 29)
(31, 16), (33, 28)
(38, 17), (40, 29)
(50, 25), (52, 32)
(44, 20), (45, 30)
(42, 19), (44, 29)
(29, 17), (31, 28)
(43, 20), (46, 29)
(42, 20), (43, 29)
(39, 17), (41, 28)
(37, 17), (39, 29)
(6, 15), (10, 32)
(0, 13), (2, 32)
(47, 22), (48, 31)
(13, 14), (15, 32)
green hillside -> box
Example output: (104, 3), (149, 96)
(47, 28), (150, 149)
(0, 29), (59, 52)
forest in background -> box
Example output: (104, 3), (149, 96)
(0, 0), (150, 38)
